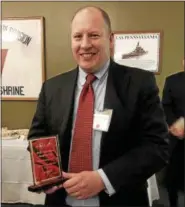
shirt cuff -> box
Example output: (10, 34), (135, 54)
(97, 169), (116, 196)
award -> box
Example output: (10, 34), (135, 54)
(28, 135), (64, 192)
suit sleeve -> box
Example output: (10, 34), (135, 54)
(162, 77), (181, 152)
(162, 78), (177, 126)
(27, 82), (48, 140)
(102, 73), (169, 192)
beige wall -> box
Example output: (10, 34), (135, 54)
(2, 1), (184, 129)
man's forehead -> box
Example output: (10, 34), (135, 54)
(72, 27), (103, 34)
(71, 11), (107, 33)
(72, 8), (103, 24)
(73, 7), (102, 18)
(71, 24), (105, 36)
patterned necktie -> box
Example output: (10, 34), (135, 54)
(69, 74), (96, 173)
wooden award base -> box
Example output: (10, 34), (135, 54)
(28, 176), (66, 192)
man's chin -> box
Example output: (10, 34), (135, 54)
(79, 64), (98, 73)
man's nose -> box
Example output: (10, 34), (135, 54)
(81, 36), (92, 49)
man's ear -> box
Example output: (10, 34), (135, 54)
(109, 32), (114, 44)
(109, 33), (114, 57)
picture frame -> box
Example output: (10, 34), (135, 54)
(1, 17), (45, 100)
(28, 135), (65, 193)
(113, 31), (163, 74)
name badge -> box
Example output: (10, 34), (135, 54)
(93, 109), (113, 132)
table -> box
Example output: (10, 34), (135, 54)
(1, 139), (159, 206)
(1, 139), (45, 204)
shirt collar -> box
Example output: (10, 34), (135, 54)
(78, 59), (110, 85)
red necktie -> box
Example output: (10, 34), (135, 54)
(69, 74), (96, 173)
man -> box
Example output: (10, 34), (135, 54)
(162, 60), (185, 207)
(28, 6), (169, 207)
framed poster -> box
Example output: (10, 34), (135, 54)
(113, 31), (162, 74)
(1, 17), (45, 100)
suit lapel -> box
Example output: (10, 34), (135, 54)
(103, 61), (120, 111)
(59, 68), (78, 138)
(101, 61), (131, 145)
(102, 61), (123, 141)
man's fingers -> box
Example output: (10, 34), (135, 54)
(44, 183), (64, 194)
(44, 186), (58, 194)
(63, 176), (79, 189)
(70, 191), (81, 198)
(57, 183), (63, 189)
(66, 184), (80, 194)
(62, 171), (76, 179)
(77, 195), (87, 200)
(62, 172), (80, 189)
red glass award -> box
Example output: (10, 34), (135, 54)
(28, 135), (64, 192)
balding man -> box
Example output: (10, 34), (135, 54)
(28, 6), (169, 207)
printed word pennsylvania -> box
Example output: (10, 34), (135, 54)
(116, 34), (158, 40)
(1, 86), (25, 95)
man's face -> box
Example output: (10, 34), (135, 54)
(71, 9), (113, 73)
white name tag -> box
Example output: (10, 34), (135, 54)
(93, 109), (113, 132)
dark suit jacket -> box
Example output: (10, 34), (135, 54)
(162, 71), (185, 191)
(28, 60), (169, 206)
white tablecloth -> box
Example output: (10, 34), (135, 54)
(1, 139), (159, 206)
(1, 139), (45, 204)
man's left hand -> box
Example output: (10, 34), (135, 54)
(62, 171), (105, 200)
